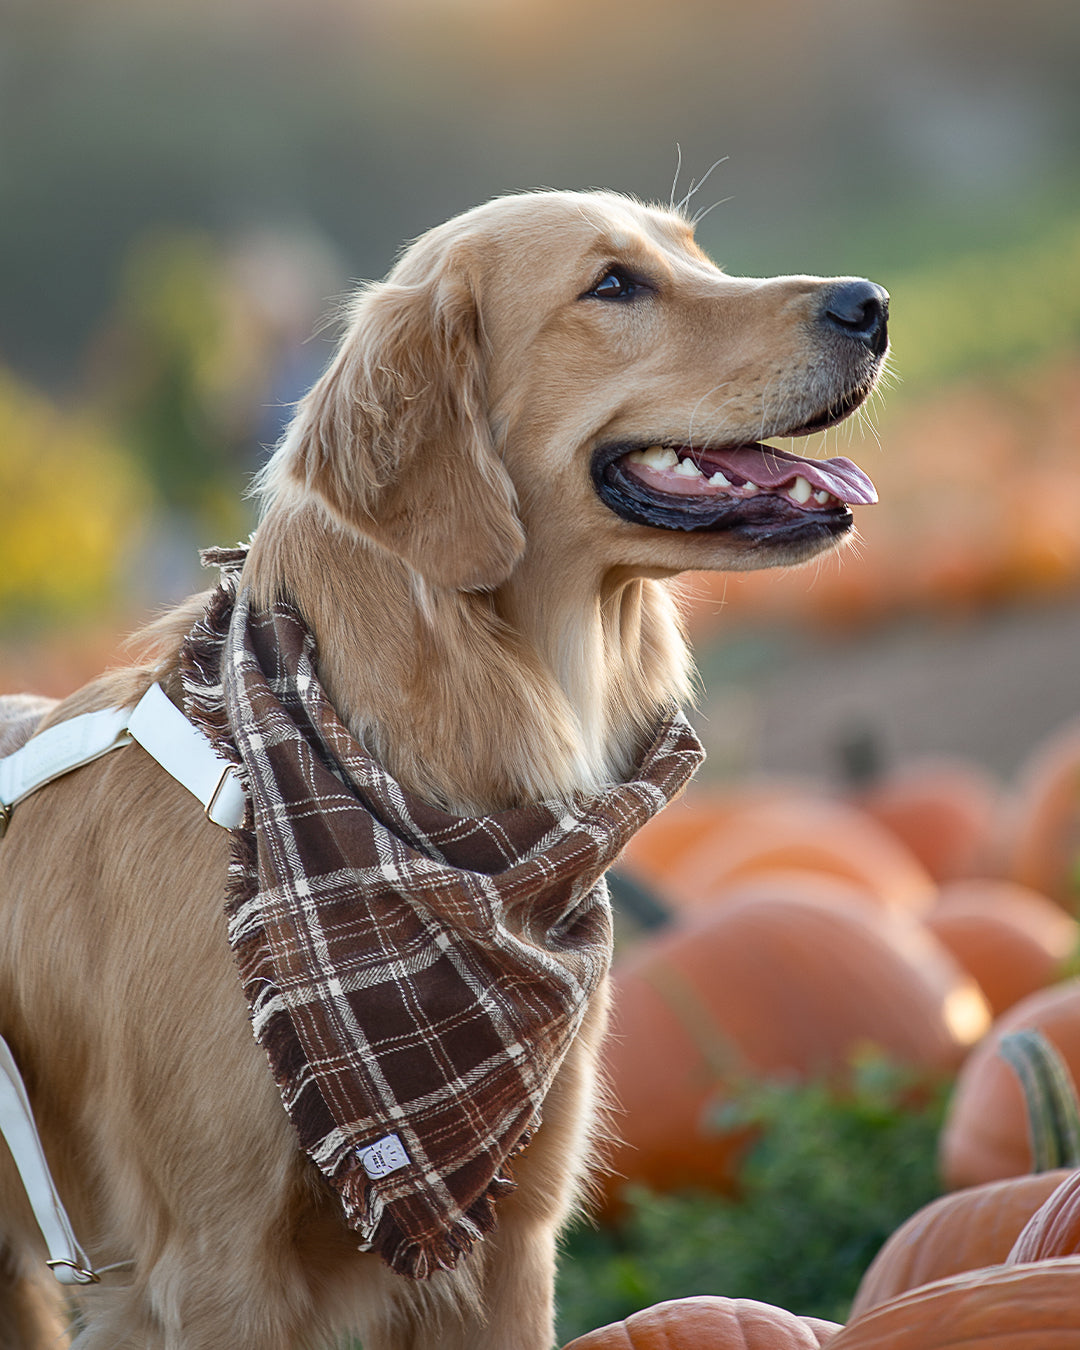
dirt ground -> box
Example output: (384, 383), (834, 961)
(693, 591), (1080, 790)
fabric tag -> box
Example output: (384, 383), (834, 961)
(359, 1134), (411, 1179)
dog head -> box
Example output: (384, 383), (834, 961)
(268, 190), (888, 592)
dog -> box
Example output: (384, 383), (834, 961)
(0, 189), (888, 1349)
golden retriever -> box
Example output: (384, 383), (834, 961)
(0, 189), (888, 1349)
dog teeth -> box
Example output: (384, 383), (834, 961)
(631, 446), (679, 470)
(789, 475), (813, 504)
(626, 451), (835, 508)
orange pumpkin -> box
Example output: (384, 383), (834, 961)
(923, 879), (1078, 1017)
(1007, 1168), (1080, 1264)
(850, 1169), (1071, 1316)
(560, 1295), (840, 1349)
(616, 787), (791, 891)
(1006, 719), (1080, 910)
(603, 881), (989, 1200)
(940, 981), (1080, 1190)
(659, 796), (937, 914)
(830, 1258), (1080, 1349)
(855, 756), (1003, 882)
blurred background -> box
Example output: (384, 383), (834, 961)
(3, 0), (1080, 788)
(5, 2), (1080, 1338)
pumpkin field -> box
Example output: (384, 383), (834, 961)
(552, 692), (1080, 1343)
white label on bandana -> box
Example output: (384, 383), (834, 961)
(359, 1134), (411, 1179)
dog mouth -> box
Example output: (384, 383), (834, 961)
(592, 440), (877, 542)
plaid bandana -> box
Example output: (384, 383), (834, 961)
(180, 548), (704, 1278)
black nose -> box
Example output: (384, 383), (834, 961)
(820, 279), (889, 355)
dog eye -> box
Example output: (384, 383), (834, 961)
(585, 269), (643, 301)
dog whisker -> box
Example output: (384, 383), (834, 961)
(691, 196), (734, 227)
(670, 142), (684, 212)
(687, 382), (734, 450)
(675, 155), (729, 218)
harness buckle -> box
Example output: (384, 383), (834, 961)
(0, 801), (9, 840)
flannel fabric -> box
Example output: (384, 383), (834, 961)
(180, 548), (704, 1277)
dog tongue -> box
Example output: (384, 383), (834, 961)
(704, 445), (878, 505)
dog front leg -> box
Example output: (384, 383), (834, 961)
(441, 982), (612, 1350)
(459, 1208), (562, 1350)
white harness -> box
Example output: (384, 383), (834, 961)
(0, 683), (244, 1284)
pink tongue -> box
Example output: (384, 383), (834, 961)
(702, 445), (878, 505)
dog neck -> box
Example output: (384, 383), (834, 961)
(243, 502), (694, 815)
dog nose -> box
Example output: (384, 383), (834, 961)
(820, 279), (889, 355)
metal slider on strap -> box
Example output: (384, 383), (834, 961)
(45, 1258), (99, 1286)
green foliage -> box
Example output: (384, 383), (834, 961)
(556, 1053), (948, 1342)
(888, 217), (1080, 392)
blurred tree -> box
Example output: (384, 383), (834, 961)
(76, 225), (343, 602)
(86, 230), (252, 537)
(0, 369), (148, 626)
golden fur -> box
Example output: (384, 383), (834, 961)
(0, 190), (886, 1348)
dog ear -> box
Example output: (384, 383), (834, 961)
(278, 253), (525, 591)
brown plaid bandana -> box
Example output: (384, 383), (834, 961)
(180, 548), (704, 1278)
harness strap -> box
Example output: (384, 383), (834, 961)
(0, 683), (246, 1283)
(0, 706), (131, 837)
(0, 1038), (99, 1285)
(0, 683), (245, 836)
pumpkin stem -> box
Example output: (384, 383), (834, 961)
(999, 1029), (1080, 1171)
